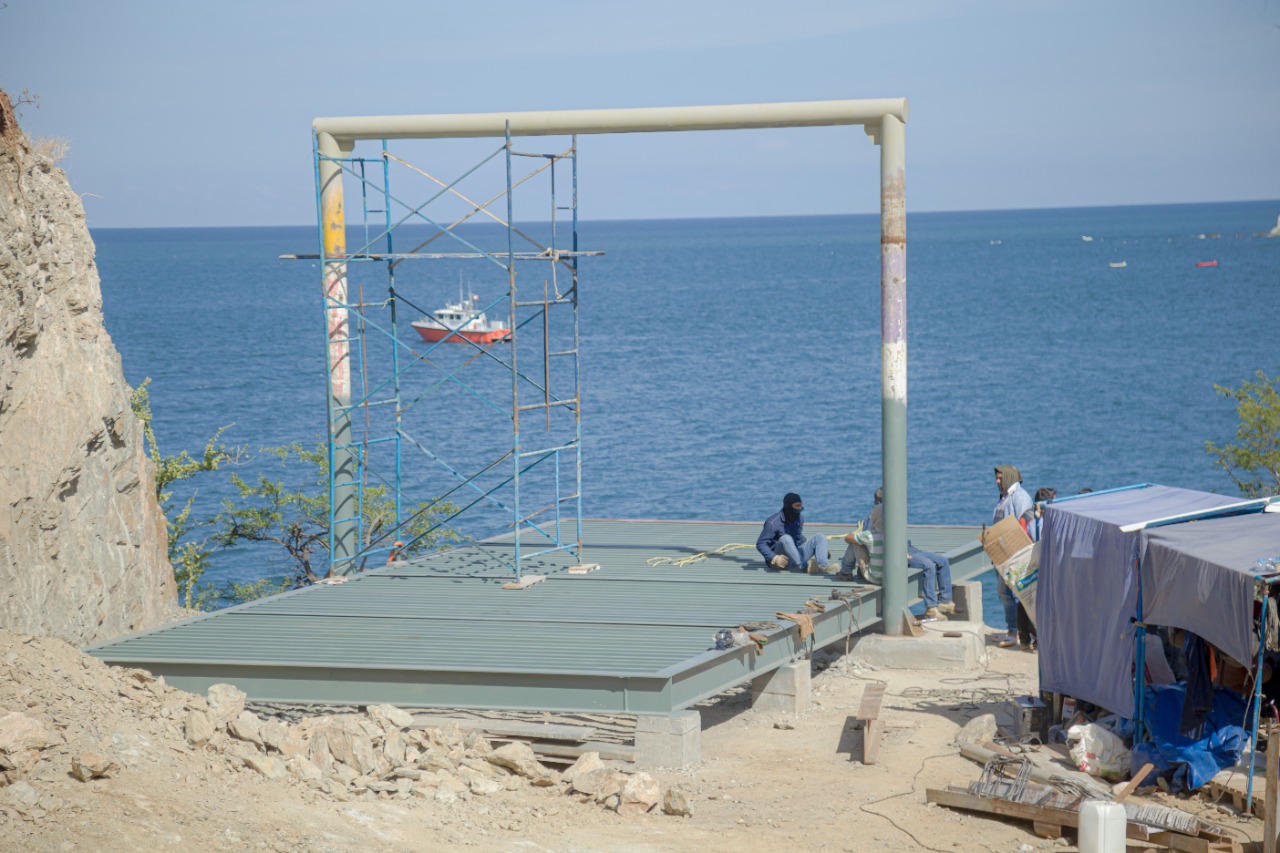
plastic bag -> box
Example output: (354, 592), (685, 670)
(1067, 722), (1131, 781)
(996, 543), (1038, 627)
(849, 529), (882, 584)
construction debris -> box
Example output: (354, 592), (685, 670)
(932, 748), (1237, 848)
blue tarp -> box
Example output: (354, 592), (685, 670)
(1130, 683), (1248, 791)
(1038, 485), (1238, 718)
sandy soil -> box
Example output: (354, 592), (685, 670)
(0, 626), (1263, 853)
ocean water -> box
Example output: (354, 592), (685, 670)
(93, 201), (1280, 619)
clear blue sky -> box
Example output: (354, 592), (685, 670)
(5, 0), (1278, 228)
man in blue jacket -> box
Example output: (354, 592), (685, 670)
(756, 492), (833, 572)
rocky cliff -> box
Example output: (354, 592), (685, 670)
(0, 89), (177, 645)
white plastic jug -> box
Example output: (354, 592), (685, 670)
(1078, 800), (1126, 853)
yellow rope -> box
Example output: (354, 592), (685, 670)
(646, 543), (754, 567)
(644, 530), (859, 568)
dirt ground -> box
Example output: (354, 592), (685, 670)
(0, 624), (1264, 853)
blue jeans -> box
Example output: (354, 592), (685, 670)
(775, 534), (828, 570)
(997, 577), (1019, 634)
(909, 544), (952, 608)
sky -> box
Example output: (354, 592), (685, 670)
(4, 0), (1279, 228)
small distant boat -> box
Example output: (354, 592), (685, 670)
(1081, 236), (1094, 242)
(1194, 260), (1219, 268)
(1109, 261), (1127, 268)
(411, 287), (511, 345)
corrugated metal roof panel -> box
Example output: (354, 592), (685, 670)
(87, 520), (988, 713)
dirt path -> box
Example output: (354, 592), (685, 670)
(0, 627), (1261, 852)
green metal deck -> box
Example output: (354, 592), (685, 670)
(86, 520), (990, 715)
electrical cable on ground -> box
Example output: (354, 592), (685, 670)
(858, 752), (956, 853)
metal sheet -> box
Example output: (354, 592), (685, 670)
(87, 520), (987, 714)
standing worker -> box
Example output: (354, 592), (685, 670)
(756, 493), (835, 573)
(992, 465), (1035, 648)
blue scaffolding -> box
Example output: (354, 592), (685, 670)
(289, 126), (600, 579)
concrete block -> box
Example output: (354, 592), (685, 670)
(848, 623), (986, 671)
(750, 660), (811, 714)
(953, 580), (983, 625)
(635, 710), (700, 770)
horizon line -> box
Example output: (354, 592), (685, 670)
(87, 196), (1280, 231)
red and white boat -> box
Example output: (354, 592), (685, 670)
(411, 291), (510, 345)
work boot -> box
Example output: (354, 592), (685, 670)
(923, 606), (942, 620)
(769, 555), (789, 571)
(997, 634), (1018, 648)
(806, 556), (819, 574)
(937, 601), (957, 615)
(822, 563), (841, 574)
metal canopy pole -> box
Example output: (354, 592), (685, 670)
(874, 114), (908, 634)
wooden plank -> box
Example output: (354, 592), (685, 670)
(1114, 762), (1155, 803)
(567, 563), (600, 574)
(857, 683), (886, 721)
(858, 682), (886, 765)
(862, 718), (883, 765)
(1158, 835), (1242, 853)
(526, 740), (636, 763)
(1268, 731), (1279, 853)
(502, 574), (546, 590)
(1031, 820), (1063, 839)
(902, 608), (925, 637)
(409, 715), (596, 742)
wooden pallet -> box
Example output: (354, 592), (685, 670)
(1208, 768), (1267, 818)
(927, 787), (1242, 850)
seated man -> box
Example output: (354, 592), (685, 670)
(842, 488), (956, 619)
(756, 492), (835, 573)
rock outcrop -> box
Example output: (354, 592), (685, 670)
(0, 88), (177, 645)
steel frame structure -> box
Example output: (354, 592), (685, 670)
(292, 125), (598, 579)
(304, 99), (914, 627)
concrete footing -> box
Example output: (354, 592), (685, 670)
(953, 580), (984, 625)
(750, 660), (811, 714)
(848, 620), (987, 670)
(635, 710), (700, 770)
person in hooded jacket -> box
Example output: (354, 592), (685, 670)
(992, 465), (1035, 648)
(756, 492), (834, 572)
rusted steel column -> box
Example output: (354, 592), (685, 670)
(317, 131), (358, 572)
(878, 114), (908, 634)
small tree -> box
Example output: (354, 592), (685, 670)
(214, 442), (460, 583)
(131, 379), (242, 609)
(1205, 371), (1280, 498)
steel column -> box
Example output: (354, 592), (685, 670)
(877, 114), (908, 634)
(317, 131), (359, 573)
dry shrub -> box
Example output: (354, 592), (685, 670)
(32, 136), (70, 163)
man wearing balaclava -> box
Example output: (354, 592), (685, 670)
(755, 492), (834, 573)
(991, 465), (1035, 648)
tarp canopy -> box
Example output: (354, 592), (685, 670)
(1142, 511), (1280, 670)
(1038, 486), (1239, 718)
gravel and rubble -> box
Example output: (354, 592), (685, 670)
(0, 629), (687, 852)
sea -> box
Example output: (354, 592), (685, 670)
(93, 200), (1280, 622)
